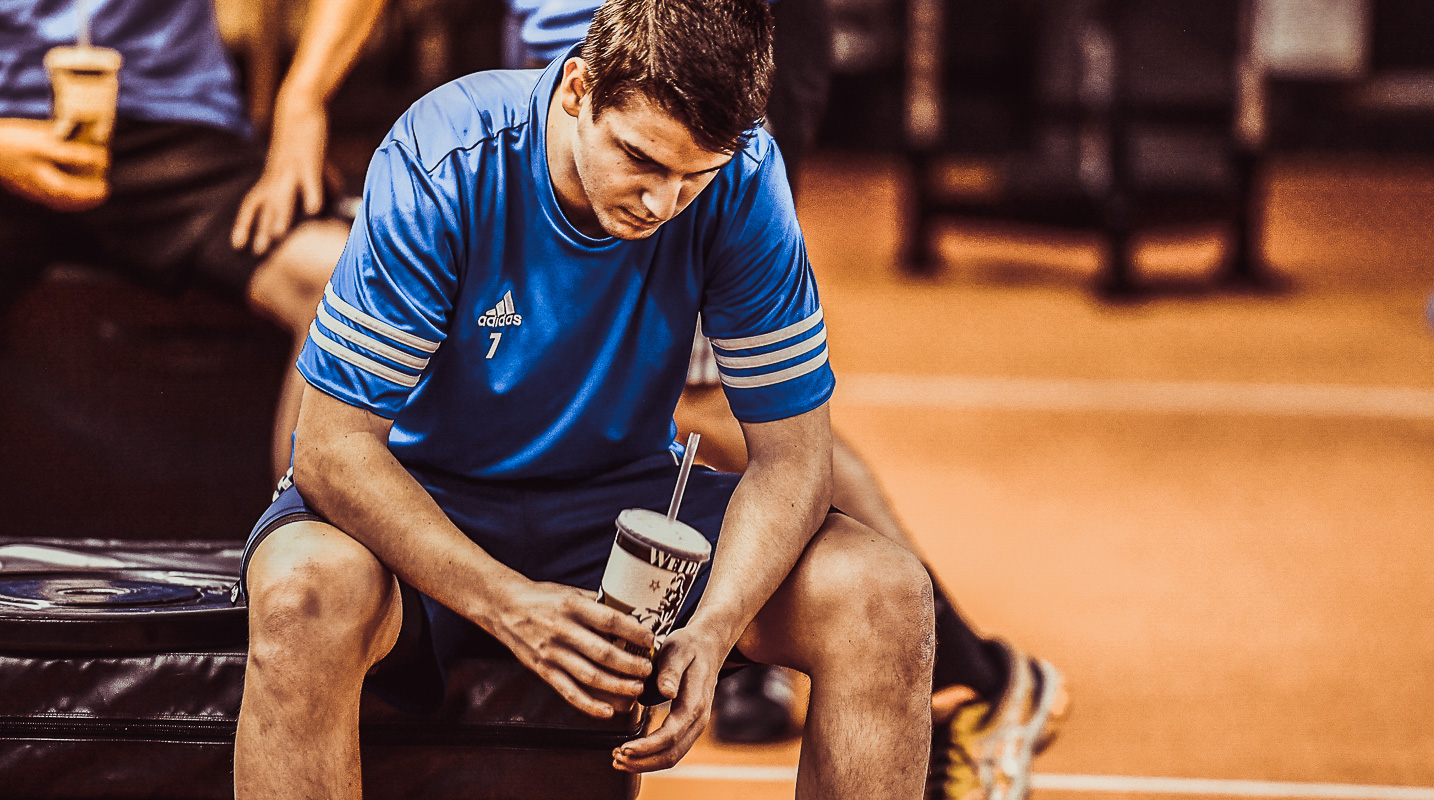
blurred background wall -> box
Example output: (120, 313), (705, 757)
(4, 0), (1432, 541)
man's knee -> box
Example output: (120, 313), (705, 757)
(806, 516), (935, 669)
(246, 524), (399, 673)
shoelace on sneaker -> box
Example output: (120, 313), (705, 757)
(989, 655), (1063, 800)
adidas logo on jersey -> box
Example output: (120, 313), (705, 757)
(479, 290), (523, 327)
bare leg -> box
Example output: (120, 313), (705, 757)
(235, 521), (404, 800)
(737, 513), (935, 799)
(244, 218), (348, 478)
(828, 433), (918, 548)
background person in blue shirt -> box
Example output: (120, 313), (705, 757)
(234, 1), (937, 796)
(0, 0), (375, 479)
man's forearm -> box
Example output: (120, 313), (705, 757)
(687, 416), (833, 649)
(690, 473), (827, 646)
(277, 0), (388, 109)
(293, 414), (518, 629)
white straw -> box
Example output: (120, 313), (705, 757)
(667, 432), (700, 521)
(78, 0), (90, 48)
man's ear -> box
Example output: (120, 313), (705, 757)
(558, 58), (590, 119)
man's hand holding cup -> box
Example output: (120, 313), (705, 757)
(0, 117), (109, 211)
(612, 620), (731, 773)
(486, 578), (656, 720)
(0, 45), (122, 211)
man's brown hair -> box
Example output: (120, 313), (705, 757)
(579, 0), (775, 154)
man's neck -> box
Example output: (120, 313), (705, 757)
(545, 89), (606, 239)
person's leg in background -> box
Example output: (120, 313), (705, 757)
(825, 423), (1066, 800)
(245, 217), (348, 477)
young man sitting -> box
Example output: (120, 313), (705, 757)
(234, 0), (935, 796)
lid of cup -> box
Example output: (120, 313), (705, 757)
(615, 508), (712, 562)
(44, 46), (123, 72)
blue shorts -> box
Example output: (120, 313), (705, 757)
(240, 452), (742, 714)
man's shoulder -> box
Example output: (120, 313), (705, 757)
(386, 69), (544, 174)
(729, 126), (780, 183)
(697, 126), (792, 223)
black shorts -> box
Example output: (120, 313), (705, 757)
(239, 453), (756, 714)
(0, 119), (274, 309)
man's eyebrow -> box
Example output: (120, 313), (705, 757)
(619, 138), (729, 176)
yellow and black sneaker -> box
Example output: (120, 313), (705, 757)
(925, 644), (1069, 800)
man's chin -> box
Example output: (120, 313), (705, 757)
(611, 225), (661, 241)
(598, 211), (664, 240)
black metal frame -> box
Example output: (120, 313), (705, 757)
(902, 0), (1278, 298)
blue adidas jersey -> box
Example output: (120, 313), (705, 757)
(299, 51), (834, 482)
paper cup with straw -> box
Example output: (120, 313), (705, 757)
(597, 433), (711, 658)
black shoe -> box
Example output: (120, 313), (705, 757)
(711, 665), (796, 744)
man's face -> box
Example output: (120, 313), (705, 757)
(570, 91), (733, 240)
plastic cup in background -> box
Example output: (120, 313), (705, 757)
(44, 46), (123, 154)
(597, 508), (712, 659)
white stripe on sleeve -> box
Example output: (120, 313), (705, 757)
(710, 308), (824, 351)
(714, 327), (827, 371)
(308, 322), (422, 388)
(316, 305), (430, 371)
(718, 346), (828, 389)
(324, 284), (441, 354)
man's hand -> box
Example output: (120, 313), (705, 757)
(231, 0), (388, 254)
(0, 118), (109, 211)
(610, 623), (729, 772)
(488, 580), (658, 719)
(231, 98), (329, 256)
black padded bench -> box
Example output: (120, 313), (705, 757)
(0, 538), (646, 799)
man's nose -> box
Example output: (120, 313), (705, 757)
(640, 178), (682, 221)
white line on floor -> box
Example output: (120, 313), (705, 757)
(650, 765), (1434, 799)
(650, 763), (794, 782)
(836, 373), (1434, 420)
(1033, 774), (1434, 799)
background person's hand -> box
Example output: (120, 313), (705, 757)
(611, 624), (729, 772)
(487, 579), (657, 718)
(0, 118), (109, 212)
(231, 98), (330, 256)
